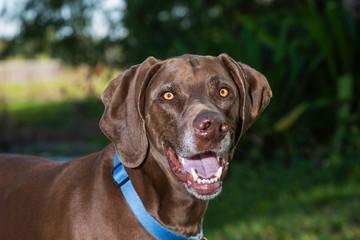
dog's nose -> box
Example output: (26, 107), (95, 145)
(193, 112), (228, 140)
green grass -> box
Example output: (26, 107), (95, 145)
(204, 159), (360, 239)
(0, 67), (114, 155)
(0, 64), (118, 106)
(0, 97), (108, 156)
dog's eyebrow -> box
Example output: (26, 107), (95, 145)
(159, 82), (179, 92)
(209, 75), (223, 84)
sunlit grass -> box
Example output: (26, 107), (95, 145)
(0, 66), (117, 106)
(0, 66), (117, 155)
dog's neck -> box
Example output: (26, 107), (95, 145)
(125, 152), (208, 237)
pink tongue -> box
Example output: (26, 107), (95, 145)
(184, 152), (219, 179)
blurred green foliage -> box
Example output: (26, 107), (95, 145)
(0, 0), (110, 64)
(121, 0), (360, 163)
(2, 0), (359, 163)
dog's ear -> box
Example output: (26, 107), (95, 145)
(218, 54), (272, 141)
(100, 57), (161, 168)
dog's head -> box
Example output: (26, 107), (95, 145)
(100, 54), (272, 200)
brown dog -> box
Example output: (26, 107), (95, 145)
(0, 54), (271, 239)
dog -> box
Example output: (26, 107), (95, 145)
(0, 54), (271, 239)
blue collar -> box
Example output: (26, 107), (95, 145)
(112, 154), (205, 240)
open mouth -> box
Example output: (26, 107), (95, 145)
(165, 144), (229, 198)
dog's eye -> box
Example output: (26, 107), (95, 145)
(163, 92), (174, 100)
(219, 88), (229, 98)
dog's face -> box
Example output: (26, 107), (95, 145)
(144, 56), (239, 199)
(100, 54), (272, 200)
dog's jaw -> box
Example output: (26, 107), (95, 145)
(183, 183), (222, 200)
(164, 135), (231, 200)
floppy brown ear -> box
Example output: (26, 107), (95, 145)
(219, 54), (272, 140)
(100, 57), (161, 168)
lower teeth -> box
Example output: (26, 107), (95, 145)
(196, 177), (218, 184)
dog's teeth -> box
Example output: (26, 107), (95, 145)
(180, 157), (185, 166)
(215, 167), (223, 179)
(191, 168), (198, 181)
(194, 174), (221, 184)
(216, 155), (220, 162)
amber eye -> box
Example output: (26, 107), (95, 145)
(219, 88), (229, 98)
(163, 92), (174, 100)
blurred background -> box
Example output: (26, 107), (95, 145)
(0, 0), (359, 239)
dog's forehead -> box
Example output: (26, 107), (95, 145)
(151, 56), (232, 86)
(168, 55), (226, 75)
